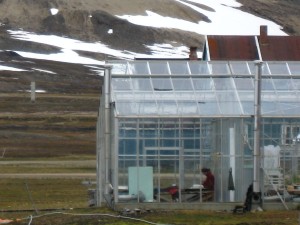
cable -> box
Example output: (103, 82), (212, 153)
(22, 211), (173, 225)
(27, 215), (32, 225)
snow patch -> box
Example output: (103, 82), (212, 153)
(50, 8), (59, 15)
(0, 65), (26, 71)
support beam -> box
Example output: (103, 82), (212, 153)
(253, 60), (263, 200)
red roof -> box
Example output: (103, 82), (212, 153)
(207, 35), (259, 60)
(259, 36), (300, 61)
(206, 26), (300, 61)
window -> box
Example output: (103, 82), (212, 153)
(281, 125), (300, 145)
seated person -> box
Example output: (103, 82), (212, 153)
(201, 168), (215, 201)
(201, 168), (215, 190)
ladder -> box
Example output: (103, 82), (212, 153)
(263, 168), (289, 210)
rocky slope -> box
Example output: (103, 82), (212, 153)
(0, 0), (299, 58)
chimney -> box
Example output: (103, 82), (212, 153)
(260, 25), (268, 45)
(189, 46), (198, 60)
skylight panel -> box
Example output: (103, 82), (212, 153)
(152, 78), (172, 91)
(230, 62), (252, 75)
(149, 61), (169, 74)
(209, 62), (230, 75)
(192, 78), (213, 90)
(288, 63), (300, 75)
(172, 78), (193, 90)
(268, 62), (290, 75)
(234, 78), (254, 90)
(188, 61), (211, 75)
(129, 61), (150, 75)
(213, 77), (234, 91)
(132, 78), (152, 91)
(112, 78), (132, 90)
(168, 61), (190, 75)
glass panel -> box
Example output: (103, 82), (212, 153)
(261, 102), (280, 115)
(189, 61), (210, 74)
(240, 101), (254, 115)
(116, 102), (138, 115)
(261, 78), (274, 90)
(193, 78), (213, 90)
(157, 101), (177, 115)
(273, 78), (294, 91)
(216, 91), (241, 114)
(279, 103), (300, 116)
(133, 92), (156, 101)
(152, 78), (172, 91)
(169, 61), (190, 75)
(234, 78), (254, 90)
(139, 101), (158, 115)
(132, 78), (152, 91)
(172, 78), (192, 90)
(238, 91), (254, 114)
(154, 92), (175, 101)
(195, 91), (219, 115)
(130, 61), (149, 74)
(140, 122), (158, 138)
(288, 62), (300, 75)
(178, 101), (198, 114)
(112, 78), (132, 90)
(230, 62), (251, 75)
(277, 92), (298, 106)
(198, 102), (220, 115)
(262, 63), (270, 75)
(209, 62), (230, 75)
(149, 61), (169, 74)
(268, 62), (289, 75)
(194, 91), (216, 104)
(111, 62), (128, 74)
(213, 78), (234, 91)
(119, 123), (137, 137)
(114, 92), (134, 101)
(247, 62), (256, 75)
(261, 91), (277, 103)
(175, 92), (195, 102)
(238, 91), (254, 102)
(291, 79), (300, 91)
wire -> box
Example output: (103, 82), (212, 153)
(27, 215), (32, 225)
(22, 211), (173, 225)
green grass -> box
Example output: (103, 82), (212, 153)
(0, 179), (92, 211)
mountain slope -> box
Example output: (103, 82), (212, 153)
(237, 0), (300, 35)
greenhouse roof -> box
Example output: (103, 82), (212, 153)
(109, 61), (300, 118)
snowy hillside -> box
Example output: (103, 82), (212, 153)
(0, 0), (289, 71)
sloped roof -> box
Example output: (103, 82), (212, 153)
(206, 36), (259, 61)
(205, 26), (300, 61)
(109, 60), (300, 118)
(259, 36), (300, 61)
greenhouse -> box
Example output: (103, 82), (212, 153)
(96, 60), (300, 209)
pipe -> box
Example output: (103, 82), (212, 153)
(104, 67), (112, 196)
(253, 60), (263, 194)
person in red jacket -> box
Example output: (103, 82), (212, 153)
(201, 168), (215, 190)
(201, 168), (215, 201)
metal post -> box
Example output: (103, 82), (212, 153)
(96, 65), (112, 206)
(31, 81), (36, 102)
(104, 67), (112, 195)
(253, 61), (263, 200)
